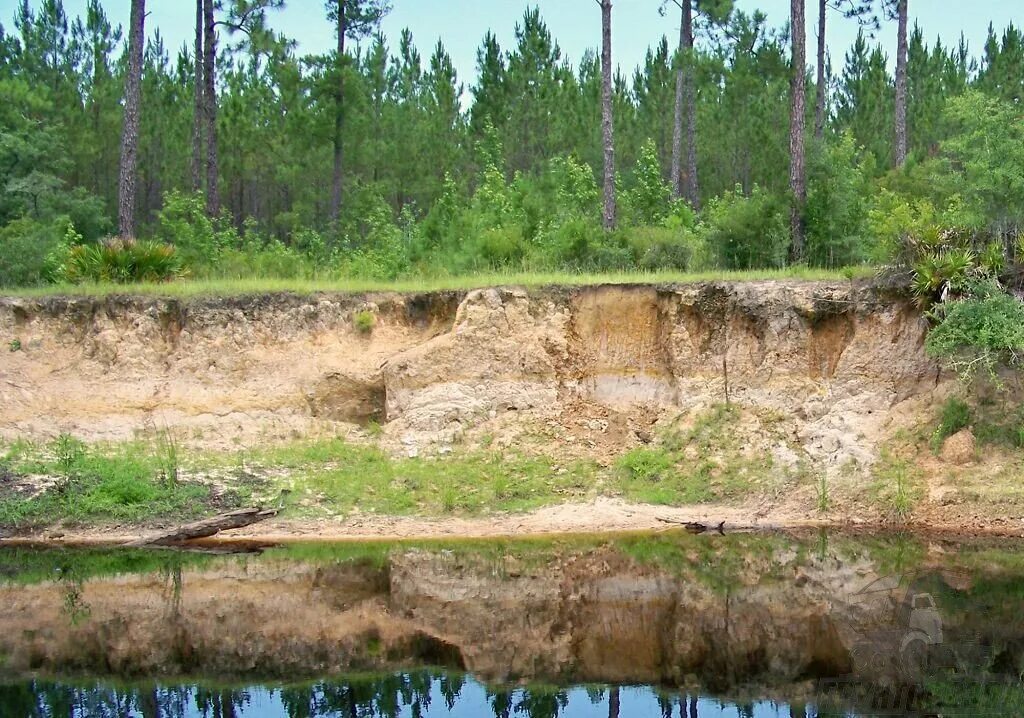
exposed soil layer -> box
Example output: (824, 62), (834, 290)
(3, 281), (1022, 538)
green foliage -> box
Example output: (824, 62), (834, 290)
(930, 397), (973, 452)
(699, 186), (788, 270)
(804, 133), (872, 267)
(0, 3), (1021, 290)
(925, 283), (1024, 384)
(59, 238), (182, 284)
(8, 338), (21, 352)
(352, 309), (376, 334)
(815, 473), (829, 513)
(871, 453), (922, 521)
(0, 217), (67, 287)
(0, 439), (216, 528)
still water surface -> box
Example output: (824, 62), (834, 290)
(0, 531), (1022, 717)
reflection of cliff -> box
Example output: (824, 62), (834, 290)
(0, 539), (1019, 691)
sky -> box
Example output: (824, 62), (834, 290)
(3, 0), (1021, 94)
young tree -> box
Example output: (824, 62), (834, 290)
(117, 0), (145, 238)
(885, 0), (909, 167)
(201, 0), (284, 217)
(813, 1), (877, 139)
(325, 0), (391, 225)
(660, 0), (731, 209)
(596, 0), (616, 230)
(789, 0), (807, 260)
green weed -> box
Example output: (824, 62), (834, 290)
(352, 309), (376, 334)
(931, 397), (972, 452)
(154, 427), (180, 487)
(815, 473), (830, 513)
(871, 453), (923, 522)
(8, 338), (21, 352)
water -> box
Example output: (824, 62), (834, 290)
(0, 531), (1022, 717)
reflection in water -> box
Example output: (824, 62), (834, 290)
(0, 674), (835, 718)
(1, 532), (1024, 716)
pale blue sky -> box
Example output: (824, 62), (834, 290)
(4, 0), (1020, 92)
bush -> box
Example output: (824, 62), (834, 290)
(626, 225), (708, 271)
(931, 397), (973, 452)
(925, 282), (1024, 384)
(804, 133), (872, 267)
(153, 190), (232, 270)
(699, 185), (788, 269)
(0, 217), (66, 287)
(60, 238), (182, 284)
(353, 310), (375, 334)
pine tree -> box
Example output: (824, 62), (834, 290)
(789, 0), (807, 259)
(324, 0), (390, 225)
(192, 0), (203, 192)
(884, 0), (909, 167)
(660, 0), (731, 209)
(813, 1), (877, 139)
(117, 0), (145, 238)
(597, 0), (616, 230)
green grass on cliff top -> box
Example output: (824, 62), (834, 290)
(3, 266), (874, 299)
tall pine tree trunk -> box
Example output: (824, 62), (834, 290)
(599, 0), (616, 231)
(789, 0), (807, 260)
(191, 0), (203, 192)
(814, 0), (827, 139)
(330, 7), (347, 225)
(117, 0), (145, 239)
(893, 0), (908, 167)
(671, 1), (686, 200)
(203, 0), (220, 216)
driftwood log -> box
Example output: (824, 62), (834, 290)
(127, 508), (278, 547)
(655, 517), (785, 534)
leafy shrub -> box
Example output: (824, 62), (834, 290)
(215, 242), (313, 279)
(153, 190), (230, 270)
(699, 185), (788, 269)
(0, 217), (67, 287)
(60, 238), (182, 284)
(804, 133), (872, 267)
(353, 310), (375, 334)
(926, 282), (1024, 384)
(626, 225), (708, 271)
(627, 139), (672, 225)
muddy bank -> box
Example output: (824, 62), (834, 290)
(5, 280), (1023, 537)
(6, 497), (1024, 547)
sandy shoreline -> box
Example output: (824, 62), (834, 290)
(4, 497), (1024, 547)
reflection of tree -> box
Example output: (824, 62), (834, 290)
(57, 565), (91, 625)
(513, 687), (569, 718)
(279, 672), (435, 718)
(195, 687), (250, 717)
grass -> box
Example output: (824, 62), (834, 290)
(0, 437), (224, 528)
(615, 404), (783, 505)
(870, 451), (924, 521)
(2, 266), (876, 299)
(245, 437), (600, 516)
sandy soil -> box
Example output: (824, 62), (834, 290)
(5, 497), (1024, 547)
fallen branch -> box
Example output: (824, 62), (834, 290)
(127, 508), (278, 547)
(656, 518), (727, 535)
